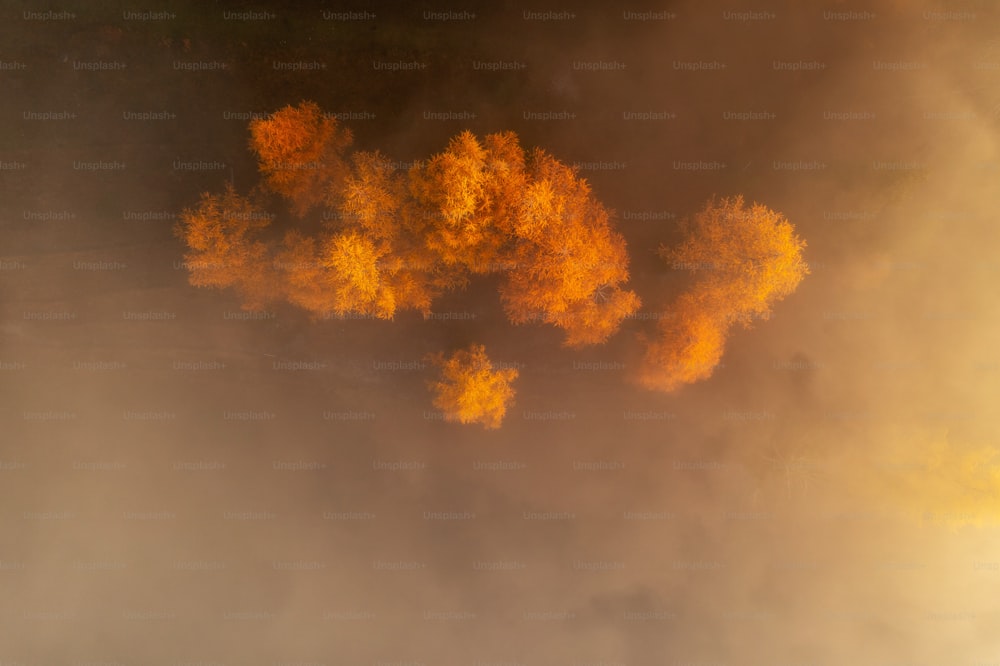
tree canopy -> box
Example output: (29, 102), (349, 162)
(174, 183), (279, 311)
(184, 103), (642, 347)
(638, 196), (809, 392)
(499, 149), (640, 347)
(248, 100), (353, 217)
(427, 344), (519, 429)
(176, 102), (810, 425)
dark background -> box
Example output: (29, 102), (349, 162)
(2, 0), (999, 662)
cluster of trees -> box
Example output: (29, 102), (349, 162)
(178, 101), (639, 349)
(176, 102), (808, 428)
(637, 196), (809, 393)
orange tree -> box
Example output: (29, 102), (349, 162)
(638, 196), (808, 392)
(662, 195), (809, 325)
(248, 101), (353, 217)
(334, 149), (456, 314)
(337, 150), (404, 242)
(426, 344), (519, 429)
(635, 290), (728, 393)
(403, 130), (531, 283)
(500, 149), (640, 348)
(274, 228), (438, 321)
(174, 183), (280, 310)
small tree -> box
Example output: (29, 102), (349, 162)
(427, 344), (518, 430)
(636, 291), (727, 393)
(322, 230), (396, 319)
(273, 230), (339, 318)
(175, 183), (279, 310)
(500, 149), (640, 347)
(336, 150), (405, 242)
(406, 130), (516, 276)
(248, 101), (353, 217)
(661, 195), (809, 326)
(638, 196), (808, 392)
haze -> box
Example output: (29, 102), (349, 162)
(2, 0), (999, 663)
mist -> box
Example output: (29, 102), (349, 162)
(3, 0), (1000, 663)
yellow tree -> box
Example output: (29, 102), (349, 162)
(175, 182), (279, 310)
(902, 438), (1000, 529)
(500, 149), (640, 347)
(248, 101), (353, 217)
(638, 196), (808, 392)
(427, 344), (519, 429)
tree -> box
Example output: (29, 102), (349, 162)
(406, 130), (502, 275)
(273, 230), (339, 318)
(332, 149), (464, 315)
(500, 149), (640, 347)
(552, 285), (642, 348)
(274, 229), (402, 320)
(248, 101), (353, 217)
(406, 130), (484, 267)
(275, 226), (443, 321)
(336, 150), (405, 242)
(638, 196), (808, 392)
(635, 290), (727, 392)
(405, 130), (538, 277)
(175, 183), (279, 310)
(481, 130), (530, 243)
(661, 195), (809, 327)
(322, 230), (396, 319)
(427, 344), (519, 429)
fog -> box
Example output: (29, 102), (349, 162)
(3, 0), (999, 663)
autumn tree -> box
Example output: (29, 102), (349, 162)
(248, 101), (353, 217)
(337, 150), (405, 242)
(271, 147), (441, 321)
(636, 291), (728, 392)
(274, 227), (437, 321)
(334, 149), (449, 313)
(427, 344), (518, 429)
(183, 102), (650, 397)
(272, 230), (336, 317)
(662, 195), (809, 326)
(900, 437), (1000, 529)
(323, 230), (397, 319)
(175, 182), (280, 310)
(500, 149), (640, 348)
(405, 130), (512, 278)
(480, 130), (530, 247)
(638, 196), (808, 392)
